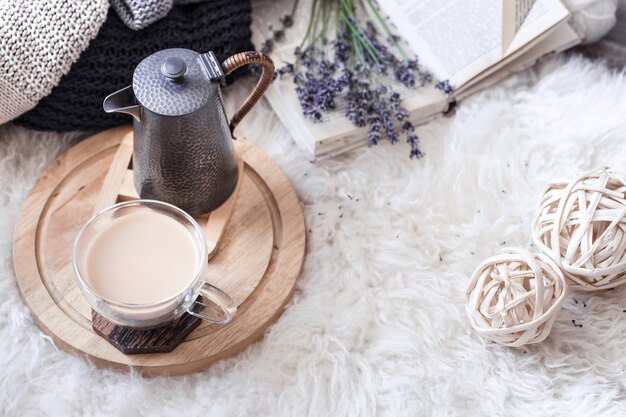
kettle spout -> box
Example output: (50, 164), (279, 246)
(103, 86), (141, 122)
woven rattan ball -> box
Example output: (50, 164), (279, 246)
(466, 248), (567, 347)
(532, 167), (626, 291)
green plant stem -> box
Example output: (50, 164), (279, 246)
(339, 0), (382, 65)
(299, 0), (404, 69)
(290, 0), (300, 19)
(363, 0), (408, 59)
(338, 3), (379, 66)
(301, 0), (319, 47)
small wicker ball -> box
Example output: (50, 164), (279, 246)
(466, 248), (567, 347)
(532, 167), (626, 291)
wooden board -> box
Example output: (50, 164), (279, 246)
(13, 126), (306, 376)
(88, 131), (245, 355)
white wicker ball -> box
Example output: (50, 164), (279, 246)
(466, 248), (567, 347)
(532, 167), (626, 291)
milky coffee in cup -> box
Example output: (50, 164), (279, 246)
(81, 210), (198, 305)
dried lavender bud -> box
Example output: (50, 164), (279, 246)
(436, 80), (453, 95)
(289, 44), (344, 124)
(394, 63), (416, 88)
(402, 120), (414, 132)
(406, 134), (423, 159)
(368, 134), (380, 146)
(275, 12), (439, 158)
(333, 30), (350, 63)
(276, 63), (294, 78)
(273, 30), (285, 42)
(261, 39), (274, 55)
(420, 72), (432, 86)
(259, 6), (297, 57)
(395, 108), (409, 121)
(281, 15), (294, 28)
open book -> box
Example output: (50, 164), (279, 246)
(252, 0), (580, 160)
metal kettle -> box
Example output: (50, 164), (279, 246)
(103, 49), (274, 216)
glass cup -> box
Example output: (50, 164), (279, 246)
(73, 199), (236, 329)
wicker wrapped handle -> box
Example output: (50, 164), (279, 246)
(222, 51), (274, 134)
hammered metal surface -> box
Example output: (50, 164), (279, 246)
(131, 47), (238, 215)
(133, 88), (239, 216)
(133, 48), (211, 116)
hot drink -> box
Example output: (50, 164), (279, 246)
(81, 210), (198, 304)
(74, 200), (236, 329)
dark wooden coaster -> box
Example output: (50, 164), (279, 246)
(92, 310), (202, 355)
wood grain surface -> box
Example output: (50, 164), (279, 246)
(12, 126), (306, 376)
(91, 310), (202, 355)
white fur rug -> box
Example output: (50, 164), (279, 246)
(1, 54), (626, 416)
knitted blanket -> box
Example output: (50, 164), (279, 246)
(15, 0), (254, 132)
(0, 0), (614, 132)
(0, 0), (108, 125)
(110, 0), (206, 30)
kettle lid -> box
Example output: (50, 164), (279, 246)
(132, 48), (224, 116)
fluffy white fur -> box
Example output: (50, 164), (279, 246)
(1, 54), (626, 416)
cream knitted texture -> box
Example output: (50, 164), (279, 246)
(0, 0), (109, 125)
(110, 0), (205, 30)
(110, 0), (174, 30)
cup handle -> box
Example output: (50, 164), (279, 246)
(187, 282), (237, 324)
(221, 51), (275, 135)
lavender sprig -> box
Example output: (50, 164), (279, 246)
(276, 0), (451, 158)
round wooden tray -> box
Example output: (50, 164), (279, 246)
(13, 126), (305, 376)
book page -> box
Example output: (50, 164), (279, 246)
(502, 0), (536, 52)
(454, 21), (579, 101)
(251, 0), (448, 159)
(378, 0), (569, 88)
(453, 18), (566, 97)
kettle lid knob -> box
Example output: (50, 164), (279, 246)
(133, 48), (218, 116)
(161, 58), (187, 82)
